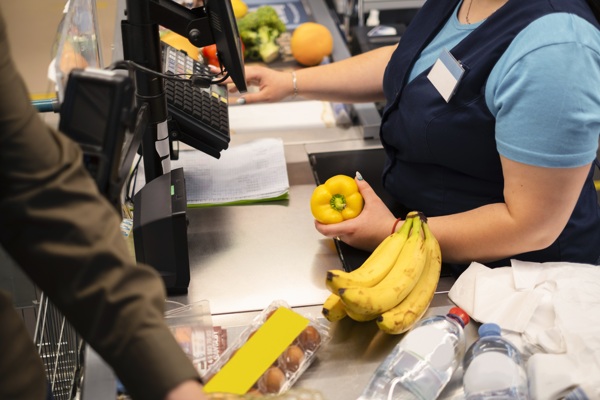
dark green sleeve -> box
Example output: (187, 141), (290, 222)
(0, 6), (201, 400)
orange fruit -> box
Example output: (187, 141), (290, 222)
(290, 22), (333, 66)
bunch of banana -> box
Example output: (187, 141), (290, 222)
(321, 212), (442, 335)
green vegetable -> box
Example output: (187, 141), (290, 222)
(237, 6), (286, 63)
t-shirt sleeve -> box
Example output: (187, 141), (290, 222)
(486, 13), (600, 168)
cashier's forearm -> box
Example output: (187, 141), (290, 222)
(427, 160), (590, 264)
(426, 205), (547, 264)
(294, 45), (395, 103)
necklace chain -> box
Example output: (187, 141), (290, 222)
(466, 0), (473, 24)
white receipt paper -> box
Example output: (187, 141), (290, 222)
(135, 138), (290, 206)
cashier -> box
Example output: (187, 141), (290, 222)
(235, 0), (600, 273)
(0, 6), (208, 400)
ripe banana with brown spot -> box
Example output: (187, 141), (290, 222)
(322, 293), (347, 322)
(376, 218), (442, 334)
(339, 215), (427, 316)
(325, 214), (416, 293)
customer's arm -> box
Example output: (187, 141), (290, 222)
(0, 7), (204, 400)
(236, 44), (396, 104)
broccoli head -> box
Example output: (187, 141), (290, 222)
(256, 25), (280, 63)
(237, 5), (286, 63)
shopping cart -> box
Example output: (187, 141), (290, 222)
(33, 293), (84, 400)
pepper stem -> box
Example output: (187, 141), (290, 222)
(330, 194), (347, 211)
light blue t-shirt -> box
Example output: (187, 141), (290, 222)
(408, 5), (600, 168)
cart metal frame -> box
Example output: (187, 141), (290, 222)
(33, 293), (84, 400)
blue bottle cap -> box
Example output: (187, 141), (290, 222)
(478, 322), (501, 337)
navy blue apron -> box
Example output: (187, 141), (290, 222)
(380, 0), (600, 274)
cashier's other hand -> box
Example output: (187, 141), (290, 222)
(165, 380), (209, 400)
(228, 65), (294, 104)
(314, 175), (396, 251)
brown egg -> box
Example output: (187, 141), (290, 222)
(257, 366), (286, 394)
(278, 344), (305, 373)
(246, 387), (262, 396)
(297, 325), (321, 352)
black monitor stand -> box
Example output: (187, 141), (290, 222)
(121, 0), (246, 294)
(121, 1), (196, 294)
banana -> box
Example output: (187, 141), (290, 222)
(325, 233), (392, 293)
(345, 307), (379, 322)
(339, 215), (427, 316)
(376, 218), (442, 334)
(321, 293), (347, 322)
(322, 293), (379, 322)
(326, 213), (417, 293)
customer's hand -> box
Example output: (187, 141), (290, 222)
(164, 380), (208, 400)
(314, 174), (397, 251)
(230, 65), (295, 104)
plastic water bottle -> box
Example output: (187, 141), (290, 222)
(359, 307), (470, 400)
(462, 323), (530, 399)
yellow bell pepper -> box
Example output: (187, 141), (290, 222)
(310, 175), (364, 224)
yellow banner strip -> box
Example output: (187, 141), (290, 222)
(204, 307), (309, 394)
(30, 93), (56, 101)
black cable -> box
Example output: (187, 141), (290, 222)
(125, 155), (143, 205)
(208, 72), (230, 84)
(107, 59), (229, 87)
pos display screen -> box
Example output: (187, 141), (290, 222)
(205, 0), (247, 93)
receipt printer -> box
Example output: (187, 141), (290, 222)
(133, 168), (190, 294)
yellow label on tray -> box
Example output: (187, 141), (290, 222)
(203, 307), (309, 394)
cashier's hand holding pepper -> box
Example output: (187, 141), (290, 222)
(313, 172), (398, 252)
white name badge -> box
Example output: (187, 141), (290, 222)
(427, 48), (465, 102)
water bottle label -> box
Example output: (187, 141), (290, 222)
(400, 325), (455, 372)
(392, 351), (445, 399)
(463, 352), (527, 394)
